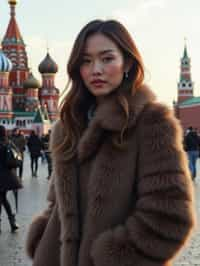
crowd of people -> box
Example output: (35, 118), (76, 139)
(0, 126), (52, 233)
(10, 128), (52, 179)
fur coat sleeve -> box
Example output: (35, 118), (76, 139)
(26, 174), (56, 259)
(90, 103), (196, 266)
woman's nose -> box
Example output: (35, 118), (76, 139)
(92, 61), (102, 75)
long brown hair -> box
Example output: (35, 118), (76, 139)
(58, 19), (144, 160)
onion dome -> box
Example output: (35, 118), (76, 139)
(38, 52), (58, 74)
(23, 72), (40, 89)
(0, 49), (12, 72)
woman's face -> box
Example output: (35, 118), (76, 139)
(80, 33), (126, 99)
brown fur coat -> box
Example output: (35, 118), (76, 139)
(26, 85), (195, 266)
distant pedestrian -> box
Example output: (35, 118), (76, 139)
(41, 130), (52, 180)
(0, 125), (22, 233)
(11, 128), (26, 179)
(27, 131), (43, 177)
(184, 126), (200, 180)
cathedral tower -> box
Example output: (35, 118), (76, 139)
(23, 72), (40, 112)
(2, 0), (29, 111)
(39, 52), (59, 121)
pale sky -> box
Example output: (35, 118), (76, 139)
(1, 0), (200, 105)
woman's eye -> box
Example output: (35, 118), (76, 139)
(82, 58), (91, 64)
(102, 57), (114, 63)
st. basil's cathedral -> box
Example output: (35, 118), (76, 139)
(0, 0), (59, 135)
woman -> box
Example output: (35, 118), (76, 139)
(27, 131), (43, 177)
(0, 125), (21, 233)
(26, 20), (195, 266)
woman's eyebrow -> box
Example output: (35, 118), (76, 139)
(83, 49), (115, 57)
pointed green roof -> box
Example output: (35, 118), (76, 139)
(33, 107), (49, 123)
(183, 43), (189, 59)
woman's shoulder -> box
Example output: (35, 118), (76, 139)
(138, 100), (183, 139)
(135, 84), (173, 118)
(141, 100), (176, 124)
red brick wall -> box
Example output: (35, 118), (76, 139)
(178, 105), (200, 133)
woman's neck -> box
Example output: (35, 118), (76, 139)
(96, 96), (107, 106)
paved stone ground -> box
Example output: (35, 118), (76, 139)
(174, 161), (200, 266)
(0, 153), (199, 266)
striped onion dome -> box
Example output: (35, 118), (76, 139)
(0, 49), (12, 72)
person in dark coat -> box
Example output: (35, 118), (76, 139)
(11, 128), (26, 179)
(27, 131), (43, 177)
(0, 125), (22, 233)
(184, 126), (199, 179)
(41, 130), (52, 180)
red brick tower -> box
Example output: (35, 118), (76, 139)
(177, 42), (194, 103)
(2, 0), (29, 111)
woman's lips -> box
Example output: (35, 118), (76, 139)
(91, 80), (107, 87)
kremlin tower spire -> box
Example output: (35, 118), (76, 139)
(2, 0), (29, 111)
(177, 40), (194, 103)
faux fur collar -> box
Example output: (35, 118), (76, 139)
(77, 84), (156, 162)
(50, 84), (156, 163)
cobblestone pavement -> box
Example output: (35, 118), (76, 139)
(0, 153), (199, 266)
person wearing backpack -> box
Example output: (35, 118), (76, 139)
(0, 125), (22, 233)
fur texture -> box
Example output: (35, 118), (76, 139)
(26, 212), (50, 258)
(26, 84), (196, 266)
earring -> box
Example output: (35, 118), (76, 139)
(125, 71), (128, 78)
